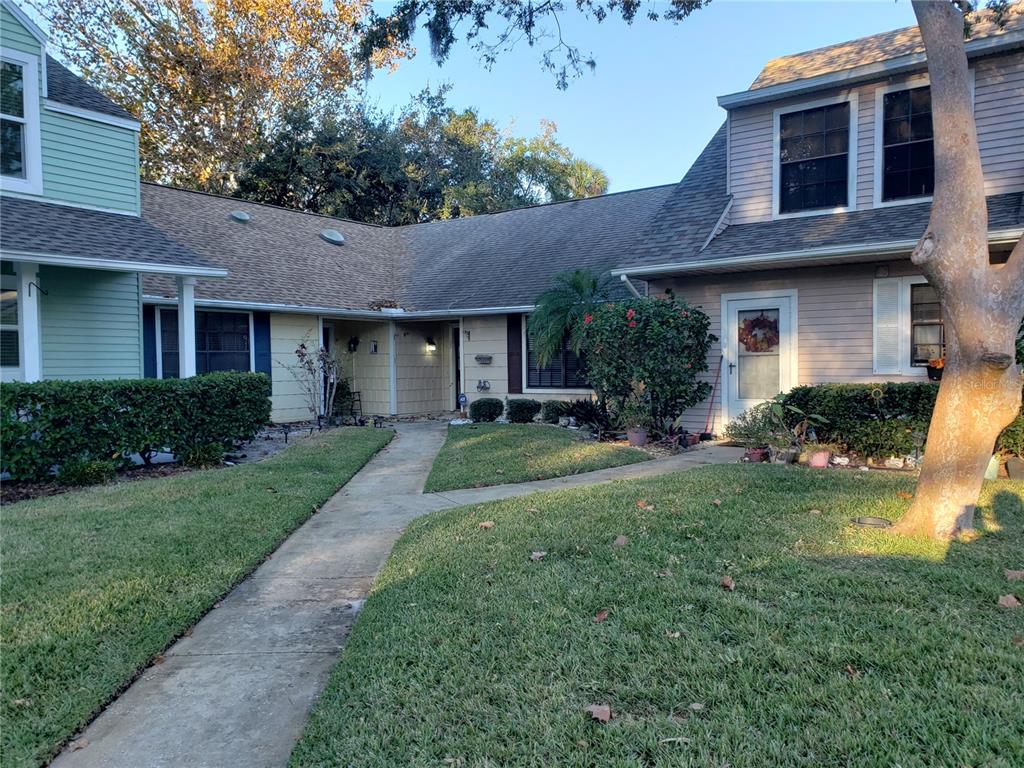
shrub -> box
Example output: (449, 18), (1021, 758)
(181, 443), (225, 468)
(541, 400), (569, 424)
(581, 294), (715, 429)
(506, 399), (542, 423)
(56, 455), (118, 487)
(779, 382), (1023, 459)
(724, 402), (776, 448)
(0, 373), (270, 481)
(469, 397), (504, 422)
(566, 398), (612, 431)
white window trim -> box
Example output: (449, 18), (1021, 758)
(154, 306), (255, 378)
(771, 92), (858, 221)
(0, 270), (20, 380)
(872, 71), (975, 209)
(520, 315), (594, 395)
(0, 47), (43, 196)
(720, 288), (799, 425)
(873, 275), (931, 377)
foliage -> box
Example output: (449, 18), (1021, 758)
(997, 414), (1024, 457)
(541, 400), (569, 424)
(506, 399), (542, 424)
(615, 391), (654, 430)
(292, 465), (1024, 767)
(236, 93), (608, 225)
(469, 398), (504, 423)
(423, 423), (647, 492)
(0, 373), (270, 481)
(32, 0), (404, 191)
(281, 338), (341, 423)
(358, 1), (707, 89)
(768, 395), (828, 450)
(1, 427), (392, 767)
(723, 402), (776, 449)
(527, 268), (616, 368)
(181, 443), (225, 469)
(580, 295), (715, 429)
(780, 382), (1024, 459)
(55, 455), (117, 487)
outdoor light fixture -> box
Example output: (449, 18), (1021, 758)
(426, 336), (437, 352)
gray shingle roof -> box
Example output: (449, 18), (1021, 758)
(46, 57), (136, 122)
(750, 5), (1024, 90)
(0, 195), (219, 273)
(141, 184), (403, 310)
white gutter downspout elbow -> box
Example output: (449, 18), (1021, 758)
(620, 273), (642, 299)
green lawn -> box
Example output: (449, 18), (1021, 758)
(424, 423), (649, 492)
(1, 427), (392, 768)
(292, 465), (1024, 768)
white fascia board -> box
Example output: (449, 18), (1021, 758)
(611, 227), (1024, 278)
(1, 0), (47, 44)
(0, 250), (228, 277)
(43, 100), (140, 131)
(717, 30), (1024, 110)
(141, 296), (536, 320)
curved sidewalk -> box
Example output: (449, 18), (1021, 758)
(52, 422), (740, 768)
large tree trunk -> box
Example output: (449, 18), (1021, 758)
(893, 1), (1024, 539)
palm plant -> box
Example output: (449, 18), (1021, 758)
(527, 268), (614, 367)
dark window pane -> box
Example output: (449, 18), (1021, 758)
(802, 107), (824, 133)
(907, 167), (934, 197)
(885, 144), (910, 173)
(909, 86), (931, 114)
(823, 180), (847, 207)
(825, 130), (847, 155)
(910, 113), (933, 141)
(883, 86), (933, 201)
(525, 329), (588, 388)
(1, 118), (24, 177)
(777, 101), (850, 213)
(909, 141), (934, 170)
(884, 117), (910, 145)
(825, 103), (849, 131)
(160, 309), (179, 379)
(0, 288), (17, 325)
(0, 328), (18, 367)
(883, 172), (909, 200)
(884, 90), (910, 120)
(0, 61), (24, 118)
(779, 112), (802, 139)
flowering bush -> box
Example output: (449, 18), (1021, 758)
(581, 295), (715, 429)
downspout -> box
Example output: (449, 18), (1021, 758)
(388, 320), (398, 415)
(458, 316), (466, 412)
(619, 273), (642, 299)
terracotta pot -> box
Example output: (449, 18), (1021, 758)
(744, 448), (768, 463)
(626, 427), (648, 447)
(808, 450), (831, 468)
(1007, 456), (1024, 480)
(685, 433), (700, 446)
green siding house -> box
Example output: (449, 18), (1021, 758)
(0, 0), (222, 384)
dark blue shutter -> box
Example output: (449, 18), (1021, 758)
(142, 305), (157, 378)
(253, 311), (272, 381)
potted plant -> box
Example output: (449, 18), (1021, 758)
(618, 397), (653, 447)
(724, 402), (774, 462)
(807, 442), (841, 468)
(926, 357), (944, 381)
(769, 396), (828, 465)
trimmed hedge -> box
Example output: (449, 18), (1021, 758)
(780, 382), (1024, 458)
(1, 373), (271, 481)
(469, 397), (504, 423)
(507, 399), (542, 424)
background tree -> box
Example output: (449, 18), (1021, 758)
(235, 90), (609, 224)
(32, 0), (407, 191)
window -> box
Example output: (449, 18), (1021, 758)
(1, 270), (18, 369)
(882, 85), (934, 201)
(158, 309), (251, 377)
(526, 331), (588, 389)
(0, 49), (40, 194)
(909, 283), (944, 366)
(778, 102), (850, 214)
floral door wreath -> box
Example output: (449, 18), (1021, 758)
(738, 312), (780, 353)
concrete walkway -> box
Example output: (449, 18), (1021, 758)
(52, 423), (741, 768)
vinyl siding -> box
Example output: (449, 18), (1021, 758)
(40, 110), (140, 213)
(269, 313), (320, 422)
(39, 266), (143, 379)
(331, 319), (393, 417)
(394, 320), (451, 414)
(463, 315), (508, 406)
(0, 5), (42, 81)
(728, 50), (1024, 224)
(650, 259), (926, 434)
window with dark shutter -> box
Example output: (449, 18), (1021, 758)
(525, 331), (589, 389)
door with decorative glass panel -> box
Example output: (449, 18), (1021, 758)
(723, 291), (796, 423)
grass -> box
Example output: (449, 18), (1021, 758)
(291, 465), (1024, 768)
(1, 427), (392, 768)
(424, 423), (649, 492)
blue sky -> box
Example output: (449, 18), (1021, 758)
(365, 1), (919, 192)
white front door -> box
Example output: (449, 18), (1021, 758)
(723, 290), (797, 423)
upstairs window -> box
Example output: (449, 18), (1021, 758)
(0, 49), (40, 195)
(778, 102), (850, 214)
(882, 85), (934, 202)
(526, 332), (588, 389)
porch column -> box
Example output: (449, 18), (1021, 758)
(387, 320), (398, 415)
(17, 262), (41, 382)
(176, 276), (197, 378)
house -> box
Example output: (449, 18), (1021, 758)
(2, 0), (1022, 427)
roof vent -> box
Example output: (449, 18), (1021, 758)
(320, 228), (345, 246)
(229, 210), (251, 223)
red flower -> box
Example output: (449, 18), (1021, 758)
(626, 308), (636, 320)
(583, 313), (593, 325)
(628, 320), (637, 328)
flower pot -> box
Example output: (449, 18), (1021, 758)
(770, 446), (798, 464)
(808, 449), (831, 468)
(626, 427), (648, 447)
(926, 365), (943, 381)
(1007, 456), (1024, 480)
(744, 447), (767, 463)
(685, 433), (700, 447)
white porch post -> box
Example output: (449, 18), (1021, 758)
(17, 262), (41, 382)
(387, 320), (398, 415)
(176, 276), (197, 377)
